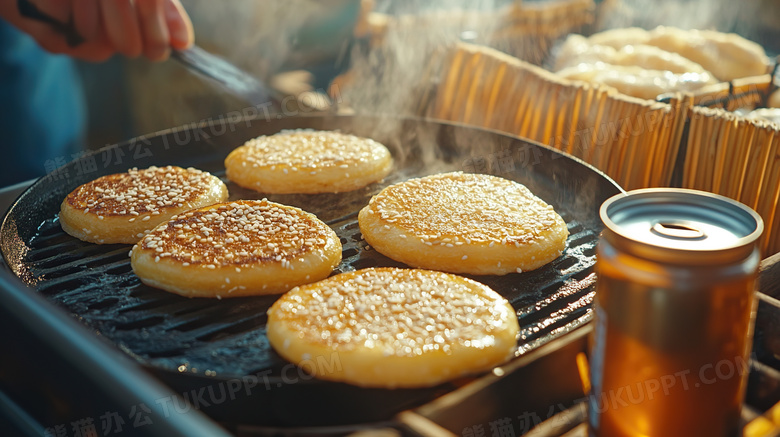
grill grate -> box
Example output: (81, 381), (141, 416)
(24, 169), (599, 376)
(2, 115), (621, 426)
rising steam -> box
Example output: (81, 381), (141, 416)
(337, 0), (511, 117)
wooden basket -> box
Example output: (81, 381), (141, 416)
(485, 0), (595, 65)
(358, 0), (594, 65)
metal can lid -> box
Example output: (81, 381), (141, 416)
(600, 188), (764, 264)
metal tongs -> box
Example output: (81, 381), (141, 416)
(17, 0), (271, 105)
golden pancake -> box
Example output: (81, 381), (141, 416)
(130, 200), (341, 298)
(587, 27), (650, 49)
(359, 172), (568, 275)
(60, 166), (228, 244)
(556, 62), (715, 100)
(645, 27), (769, 82)
(267, 267), (519, 388)
(582, 26), (770, 82)
(555, 34), (712, 75)
(224, 129), (393, 194)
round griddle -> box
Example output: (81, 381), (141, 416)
(0, 114), (622, 427)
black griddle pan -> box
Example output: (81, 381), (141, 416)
(1, 115), (622, 427)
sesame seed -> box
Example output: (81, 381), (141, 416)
(271, 268), (513, 358)
(367, 172), (564, 257)
(135, 199), (335, 269)
(68, 167), (218, 226)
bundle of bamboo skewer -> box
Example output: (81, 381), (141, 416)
(688, 74), (775, 111)
(424, 42), (687, 190)
(683, 105), (780, 255)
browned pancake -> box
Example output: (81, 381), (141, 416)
(267, 267), (519, 388)
(130, 200), (342, 298)
(224, 130), (392, 193)
(60, 166), (228, 244)
(359, 172), (569, 275)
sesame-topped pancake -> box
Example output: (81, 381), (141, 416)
(224, 129), (393, 194)
(130, 200), (341, 298)
(60, 166), (228, 244)
(267, 267), (520, 388)
(358, 172), (569, 275)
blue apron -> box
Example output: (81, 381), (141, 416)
(0, 19), (85, 187)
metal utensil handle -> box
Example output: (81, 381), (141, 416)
(17, 0), (84, 47)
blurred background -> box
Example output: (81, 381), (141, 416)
(80, 0), (779, 146)
(80, 0), (362, 149)
(7, 0), (779, 184)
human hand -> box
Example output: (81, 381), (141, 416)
(0, 0), (194, 62)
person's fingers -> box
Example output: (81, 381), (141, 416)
(71, 23), (115, 62)
(31, 0), (70, 24)
(136, 0), (170, 61)
(100, 0), (143, 58)
(27, 26), (67, 53)
(0, 0), (111, 61)
(73, 0), (99, 41)
(164, 0), (194, 50)
(32, 26), (114, 62)
(69, 44), (114, 62)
